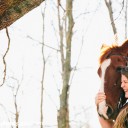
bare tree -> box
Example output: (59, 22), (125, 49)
(11, 77), (22, 128)
(104, 0), (117, 35)
(125, 0), (127, 39)
(57, 0), (74, 128)
(40, 2), (47, 128)
(104, 0), (127, 41)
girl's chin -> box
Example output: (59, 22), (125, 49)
(125, 93), (128, 98)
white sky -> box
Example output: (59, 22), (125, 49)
(0, 0), (126, 128)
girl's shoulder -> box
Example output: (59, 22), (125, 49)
(113, 104), (128, 128)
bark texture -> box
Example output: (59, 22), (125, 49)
(0, 0), (44, 30)
(104, 0), (117, 35)
(57, 0), (74, 128)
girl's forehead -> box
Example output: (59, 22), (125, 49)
(121, 74), (128, 80)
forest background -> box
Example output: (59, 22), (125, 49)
(0, 0), (127, 128)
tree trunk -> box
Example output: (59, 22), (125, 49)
(57, 0), (74, 128)
(125, 0), (127, 39)
(104, 0), (117, 35)
(0, 0), (44, 30)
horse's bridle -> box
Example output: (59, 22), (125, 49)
(117, 91), (126, 110)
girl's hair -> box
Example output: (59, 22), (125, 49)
(120, 66), (128, 78)
(113, 66), (128, 128)
(113, 105), (128, 128)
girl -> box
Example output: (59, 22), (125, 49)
(95, 66), (128, 128)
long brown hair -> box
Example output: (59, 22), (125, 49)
(113, 67), (128, 128)
(113, 105), (128, 128)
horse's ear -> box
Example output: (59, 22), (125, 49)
(100, 44), (111, 59)
(121, 39), (128, 55)
(101, 43), (108, 50)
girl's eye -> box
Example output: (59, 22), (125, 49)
(123, 81), (128, 83)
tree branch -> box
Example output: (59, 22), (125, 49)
(1, 27), (10, 86)
(0, 0), (44, 30)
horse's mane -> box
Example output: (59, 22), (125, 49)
(99, 43), (119, 65)
(99, 39), (128, 65)
(121, 39), (128, 48)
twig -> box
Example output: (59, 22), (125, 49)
(1, 27), (10, 86)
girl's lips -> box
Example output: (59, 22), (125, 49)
(124, 90), (127, 92)
(123, 88), (128, 92)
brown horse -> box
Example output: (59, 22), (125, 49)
(97, 39), (128, 120)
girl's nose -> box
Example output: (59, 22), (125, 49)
(121, 82), (124, 88)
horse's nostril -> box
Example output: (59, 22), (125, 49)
(107, 106), (113, 118)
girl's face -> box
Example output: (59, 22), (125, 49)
(121, 74), (128, 98)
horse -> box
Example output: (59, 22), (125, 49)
(97, 39), (128, 121)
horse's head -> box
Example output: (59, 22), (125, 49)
(97, 40), (128, 120)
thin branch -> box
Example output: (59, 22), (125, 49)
(51, 72), (61, 96)
(1, 27), (10, 86)
(75, 0), (101, 20)
(69, 2), (98, 86)
(0, 104), (13, 128)
(112, 0), (125, 23)
(10, 25), (60, 52)
(27, 35), (60, 52)
(57, 0), (65, 74)
(125, 0), (127, 39)
(44, 89), (58, 110)
(58, 0), (66, 12)
(104, 0), (117, 34)
(40, 2), (47, 128)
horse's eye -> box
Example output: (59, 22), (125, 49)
(117, 58), (121, 62)
(114, 80), (121, 86)
(114, 83), (117, 86)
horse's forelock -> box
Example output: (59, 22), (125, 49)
(121, 39), (128, 48)
(99, 40), (128, 65)
(99, 44), (119, 65)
